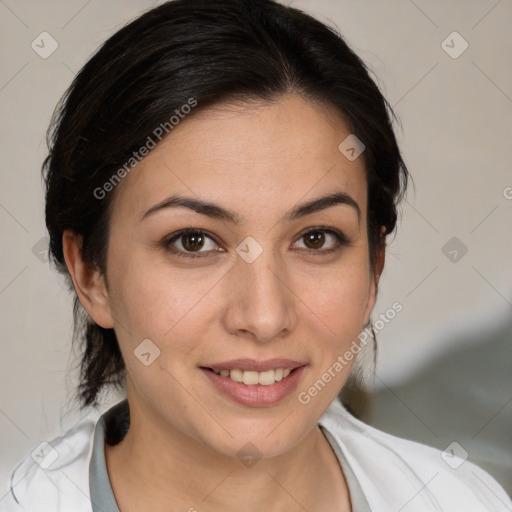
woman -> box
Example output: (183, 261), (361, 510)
(4, 0), (511, 510)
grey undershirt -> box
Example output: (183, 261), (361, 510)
(89, 399), (370, 512)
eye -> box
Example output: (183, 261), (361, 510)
(163, 226), (350, 260)
(164, 229), (221, 259)
(292, 227), (350, 254)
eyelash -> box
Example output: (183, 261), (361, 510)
(163, 227), (351, 260)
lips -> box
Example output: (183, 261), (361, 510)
(200, 358), (306, 386)
(200, 359), (307, 407)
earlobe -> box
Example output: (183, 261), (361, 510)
(62, 230), (114, 329)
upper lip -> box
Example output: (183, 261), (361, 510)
(202, 358), (307, 372)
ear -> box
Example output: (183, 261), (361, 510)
(62, 230), (114, 329)
(362, 226), (386, 326)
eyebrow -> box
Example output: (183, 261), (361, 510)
(139, 191), (361, 224)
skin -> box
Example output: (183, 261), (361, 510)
(63, 92), (385, 512)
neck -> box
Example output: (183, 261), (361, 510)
(104, 394), (351, 512)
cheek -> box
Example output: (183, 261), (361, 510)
(106, 264), (214, 411)
(298, 258), (371, 337)
(106, 249), (219, 359)
(292, 258), (373, 409)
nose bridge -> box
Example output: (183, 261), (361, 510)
(225, 236), (295, 342)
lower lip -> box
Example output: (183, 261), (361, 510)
(201, 366), (306, 407)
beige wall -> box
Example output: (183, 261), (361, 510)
(1, 0), (511, 498)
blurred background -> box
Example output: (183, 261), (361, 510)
(1, 0), (511, 501)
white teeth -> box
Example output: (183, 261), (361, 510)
(230, 369), (243, 382)
(242, 371), (259, 385)
(211, 368), (295, 385)
(258, 370), (275, 385)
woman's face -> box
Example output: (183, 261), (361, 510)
(85, 93), (382, 459)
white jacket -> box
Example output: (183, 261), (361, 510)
(2, 398), (511, 511)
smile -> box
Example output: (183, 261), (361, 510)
(200, 362), (307, 407)
(209, 368), (292, 385)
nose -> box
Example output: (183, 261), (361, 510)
(221, 241), (297, 343)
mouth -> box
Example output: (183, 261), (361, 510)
(201, 367), (298, 386)
(199, 361), (307, 407)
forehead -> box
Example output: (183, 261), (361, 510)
(110, 93), (367, 225)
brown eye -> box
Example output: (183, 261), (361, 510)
(303, 230), (326, 250)
(293, 228), (350, 254)
(164, 229), (220, 259)
(181, 232), (206, 252)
